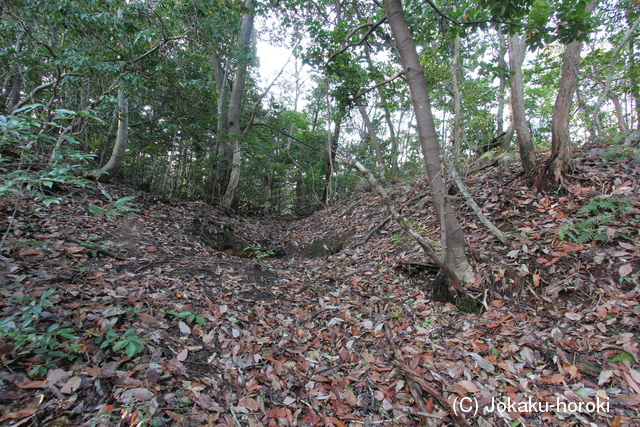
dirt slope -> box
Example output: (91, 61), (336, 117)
(0, 145), (639, 426)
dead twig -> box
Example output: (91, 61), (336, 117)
(383, 323), (435, 427)
(64, 236), (128, 261)
(383, 322), (473, 427)
(352, 191), (427, 248)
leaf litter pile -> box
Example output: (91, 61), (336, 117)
(1, 147), (639, 427)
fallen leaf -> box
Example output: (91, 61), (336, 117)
(46, 369), (69, 385)
(120, 387), (155, 402)
(0, 405), (39, 421)
(176, 348), (188, 362)
(267, 407), (288, 418)
(598, 370), (614, 386)
(15, 380), (47, 389)
(619, 264), (633, 278)
(138, 313), (157, 323)
(60, 376), (83, 394)
(457, 380), (480, 393)
(178, 321), (191, 335)
(565, 312), (583, 321)
(282, 396), (296, 406)
(327, 416), (348, 427)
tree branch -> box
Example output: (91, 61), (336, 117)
(335, 155), (464, 294)
(243, 50), (295, 136)
(123, 34), (189, 71)
(420, 0), (549, 31)
(251, 123), (322, 152)
(325, 16), (388, 65)
(352, 71), (405, 103)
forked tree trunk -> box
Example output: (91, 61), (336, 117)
(88, 86), (128, 182)
(211, 54), (231, 199)
(508, 34), (537, 175)
(321, 113), (342, 206)
(548, 1), (596, 183)
(222, 0), (255, 210)
(383, 0), (473, 286)
(497, 28), (514, 152)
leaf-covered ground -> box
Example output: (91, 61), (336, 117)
(1, 146), (639, 427)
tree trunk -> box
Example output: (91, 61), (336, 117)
(384, 105), (399, 177)
(630, 39), (640, 130)
(321, 113), (342, 206)
(222, 0), (256, 210)
(211, 54), (231, 200)
(547, 0), (596, 184)
(496, 28), (507, 136)
(548, 39), (583, 179)
(450, 34), (462, 162)
(593, 13), (640, 137)
(383, 0), (473, 286)
(88, 86), (128, 182)
(364, 45), (399, 177)
(575, 84), (596, 140)
(507, 34), (537, 175)
(605, 89), (628, 133)
(358, 104), (387, 184)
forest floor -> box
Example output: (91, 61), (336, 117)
(1, 145), (639, 427)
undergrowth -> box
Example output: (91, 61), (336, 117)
(558, 194), (636, 244)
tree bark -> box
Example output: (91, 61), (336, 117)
(605, 88), (628, 133)
(88, 86), (128, 182)
(575, 84), (596, 140)
(211, 54), (231, 200)
(450, 34), (462, 162)
(507, 34), (537, 175)
(548, 1), (596, 182)
(630, 39), (640, 130)
(222, 0), (256, 210)
(549, 39), (582, 179)
(383, 0), (473, 286)
(497, 28), (513, 152)
(321, 113), (342, 206)
(496, 28), (507, 136)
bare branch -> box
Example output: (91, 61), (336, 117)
(251, 123), (322, 152)
(243, 50), (295, 136)
(352, 71), (405, 103)
(335, 155), (464, 294)
(325, 16), (387, 65)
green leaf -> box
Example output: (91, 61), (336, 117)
(125, 341), (143, 357)
(89, 205), (108, 215)
(42, 197), (61, 207)
(53, 109), (77, 119)
(11, 104), (45, 114)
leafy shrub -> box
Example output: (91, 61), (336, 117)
(0, 104), (98, 206)
(0, 287), (80, 376)
(88, 184), (140, 217)
(95, 327), (146, 357)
